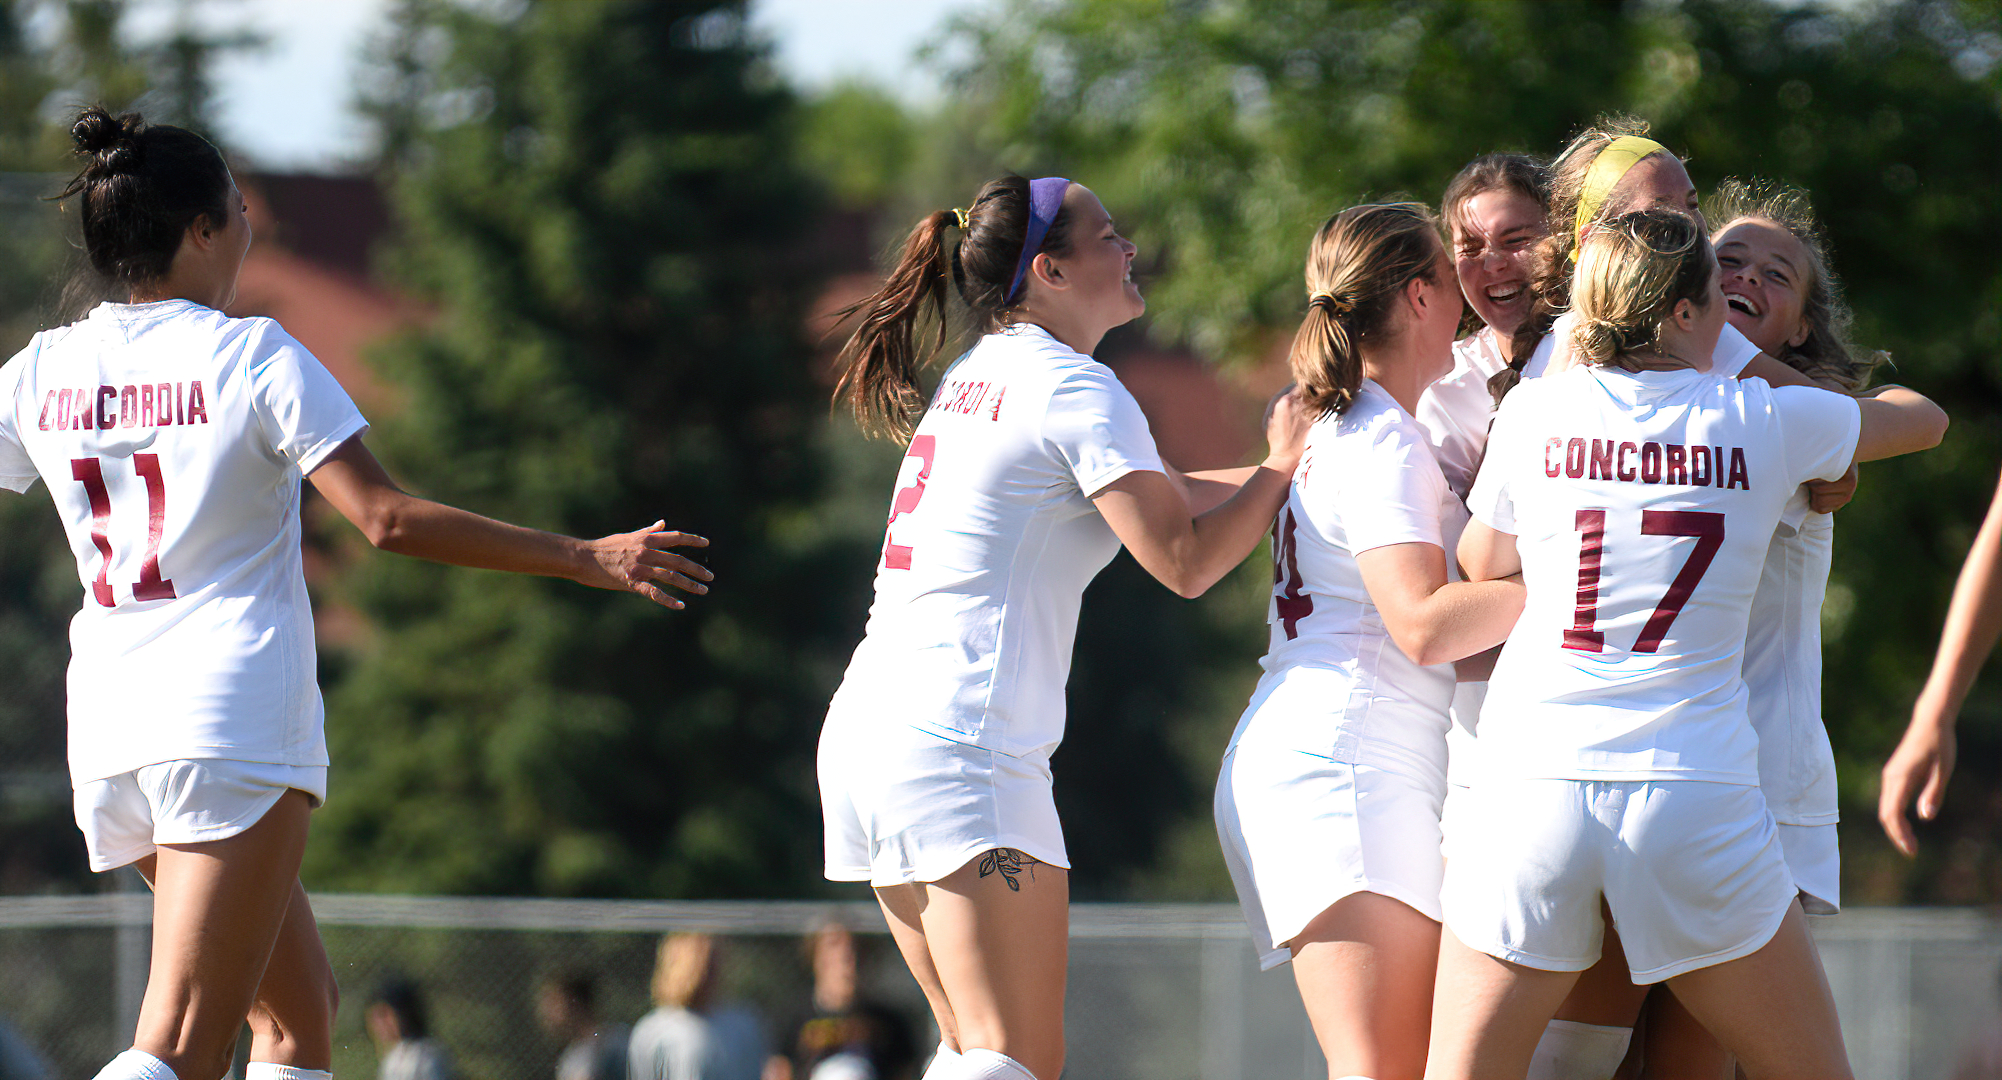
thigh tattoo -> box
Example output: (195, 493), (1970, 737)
(977, 847), (1040, 892)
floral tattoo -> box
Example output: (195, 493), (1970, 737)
(977, 847), (1039, 892)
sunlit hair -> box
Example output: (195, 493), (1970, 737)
(831, 176), (1076, 440)
(1570, 209), (1715, 370)
(1494, 114), (1668, 401)
(652, 932), (716, 1009)
(1705, 178), (1885, 392)
(1289, 202), (1444, 418)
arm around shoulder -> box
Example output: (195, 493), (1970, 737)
(1854, 385), (1948, 462)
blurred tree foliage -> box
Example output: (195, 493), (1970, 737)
(304, 0), (866, 897)
(914, 0), (2001, 901)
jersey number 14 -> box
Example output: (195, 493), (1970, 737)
(1565, 508), (1722, 654)
(71, 454), (176, 607)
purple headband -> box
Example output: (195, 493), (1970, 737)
(1007, 176), (1072, 302)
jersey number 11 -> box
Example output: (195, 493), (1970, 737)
(71, 454), (176, 607)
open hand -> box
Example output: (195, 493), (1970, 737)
(1879, 706), (1956, 857)
(582, 522), (712, 609)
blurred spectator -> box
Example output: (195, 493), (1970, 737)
(541, 969), (631, 1080)
(368, 978), (455, 1080)
(0, 1016), (51, 1080)
(629, 933), (770, 1080)
(777, 922), (917, 1080)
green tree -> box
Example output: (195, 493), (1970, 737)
(306, 0), (866, 897)
(925, 0), (2002, 901)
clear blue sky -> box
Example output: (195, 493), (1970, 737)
(154, 0), (979, 171)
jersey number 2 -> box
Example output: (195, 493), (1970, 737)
(1565, 508), (1722, 654)
(881, 435), (935, 570)
(71, 454), (176, 607)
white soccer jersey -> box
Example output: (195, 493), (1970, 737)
(825, 324), (1163, 759)
(1743, 493), (1839, 824)
(1467, 366), (1859, 784)
(1524, 316), (1762, 382)
(1229, 381), (1464, 773)
(1417, 327), (1509, 502)
(0, 300), (367, 785)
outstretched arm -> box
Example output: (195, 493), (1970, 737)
(1094, 391), (1311, 599)
(308, 437), (711, 610)
(1880, 467), (2002, 856)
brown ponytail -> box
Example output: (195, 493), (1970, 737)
(1290, 202), (1442, 419)
(832, 176), (1076, 440)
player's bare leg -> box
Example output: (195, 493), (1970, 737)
(1659, 903), (1849, 1080)
(1288, 891), (1440, 1080)
(1638, 986), (1731, 1079)
(1426, 925), (1581, 1080)
(877, 882), (964, 1055)
(242, 881), (337, 1068)
(131, 789), (314, 1080)
(1534, 912), (1646, 1077)
(1553, 915), (1649, 1027)
(876, 849), (1068, 1080)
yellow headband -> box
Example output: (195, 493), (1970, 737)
(1572, 136), (1668, 258)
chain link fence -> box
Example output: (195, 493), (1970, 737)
(3, 895), (2000, 1080)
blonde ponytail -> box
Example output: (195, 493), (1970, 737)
(1291, 203), (1442, 419)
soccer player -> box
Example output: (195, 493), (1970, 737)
(820, 176), (1307, 1080)
(1428, 209), (1945, 1080)
(1212, 202), (1526, 1079)
(11, 108), (711, 1080)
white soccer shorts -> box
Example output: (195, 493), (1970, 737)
(1216, 746), (1446, 970)
(1776, 821), (1840, 915)
(74, 759), (327, 872)
(819, 715), (1068, 887)
(1440, 778), (1796, 983)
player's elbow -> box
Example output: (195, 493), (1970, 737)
(359, 502), (413, 552)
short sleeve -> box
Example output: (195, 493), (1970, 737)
(0, 345), (40, 492)
(1467, 392), (1531, 534)
(1772, 385), (1861, 486)
(244, 321), (369, 474)
(1712, 322), (1761, 379)
(1043, 364), (1164, 497)
(1337, 423), (1448, 554)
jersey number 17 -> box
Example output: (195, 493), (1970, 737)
(1565, 508), (1722, 654)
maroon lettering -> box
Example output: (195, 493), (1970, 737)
(1616, 441), (1638, 482)
(1727, 448), (1750, 490)
(97, 386), (117, 429)
(1588, 439), (1613, 480)
(157, 384), (174, 426)
(187, 382), (208, 424)
(118, 385), (137, 428)
(987, 386), (1005, 421)
(175, 382), (185, 425)
(1545, 438), (1564, 477)
(1666, 444), (1688, 485)
(1690, 445), (1712, 487)
(139, 384), (156, 428)
(37, 390), (53, 431)
(1641, 442), (1663, 484)
(57, 389), (72, 431)
(1565, 437), (1586, 478)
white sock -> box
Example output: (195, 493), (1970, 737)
(921, 1043), (963, 1080)
(94, 1050), (179, 1080)
(955, 1049), (1037, 1080)
(246, 1066), (332, 1080)
(1526, 1019), (1634, 1080)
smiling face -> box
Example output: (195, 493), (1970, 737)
(1451, 188), (1546, 336)
(1713, 217), (1813, 355)
(1044, 184), (1144, 326)
(1603, 152), (1704, 230)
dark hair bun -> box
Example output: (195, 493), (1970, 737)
(71, 107), (138, 172)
